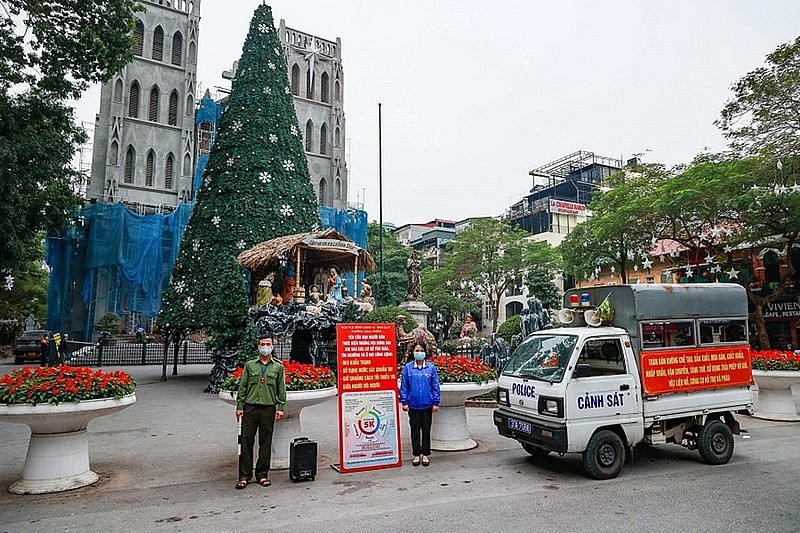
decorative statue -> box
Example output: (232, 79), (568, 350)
(312, 266), (328, 297)
(307, 285), (321, 304)
(394, 314), (437, 364)
(255, 272), (278, 307)
(460, 315), (478, 338)
(328, 267), (343, 302)
(519, 296), (552, 338)
(280, 261), (296, 304)
(359, 279), (373, 303)
(404, 251), (422, 301)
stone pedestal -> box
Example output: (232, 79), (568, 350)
(399, 300), (432, 329)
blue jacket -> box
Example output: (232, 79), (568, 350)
(399, 361), (441, 410)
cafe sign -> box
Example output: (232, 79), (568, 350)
(763, 299), (800, 318)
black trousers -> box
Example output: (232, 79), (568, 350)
(408, 407), (433, 456)
(239, 404), (276, 480)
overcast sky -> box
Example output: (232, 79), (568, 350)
(74, 0), (800, 227)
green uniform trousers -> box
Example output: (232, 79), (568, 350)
(239, 404), (276, 480)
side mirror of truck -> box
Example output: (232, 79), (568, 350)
(574, 364), (593, 378)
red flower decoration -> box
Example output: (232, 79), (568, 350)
(0, 366), (136, 406)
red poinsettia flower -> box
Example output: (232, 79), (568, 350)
(221, 360), (336, 392)
(428, 355), (497, 383)
(0, 366), (136, 406)
(751, 350), (800, 371)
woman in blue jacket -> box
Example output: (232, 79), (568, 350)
(399, 342), (441, 467)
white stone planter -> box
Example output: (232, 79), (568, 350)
(0, 394), (136, 494)
(431, 381), (497, 451)
(219, 387), (338, 469)
(752, 370), (800, 421)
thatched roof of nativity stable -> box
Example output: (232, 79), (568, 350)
(236, 228), (376, 275)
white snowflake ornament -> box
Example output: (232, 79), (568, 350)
(4, 273), (13, 291)
(258, 23), (269, 33)
(259, 172), (272, 184)
(280, 204), (293, 217)
(268, 61), (276, 70)
(183, 296), (195, 311)
(212, 215), (221, 226)
(192, 239), (200, 251)
(175, 280), (186, 293)
(237, 240), (247, 250)
(263, 87), (272, 95)
(283, 160), (294, 172)
(284, 86), (290, 95)
(226, 157), (234, 167)
(290, 125), (298, 136)
(269, 134), (278, 143)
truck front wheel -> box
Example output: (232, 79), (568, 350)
(583, 430), (625, 479)
(698, 419), (734, 465)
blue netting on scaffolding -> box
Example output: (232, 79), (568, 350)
(46, 201), (368, 336)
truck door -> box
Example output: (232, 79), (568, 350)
(565, 338), (641, 443)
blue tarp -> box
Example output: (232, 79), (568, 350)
(47, 201), (367, 338)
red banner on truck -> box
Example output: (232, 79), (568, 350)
(640, 345), (752, 395)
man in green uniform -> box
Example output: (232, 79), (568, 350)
(235, 334), (286, 489)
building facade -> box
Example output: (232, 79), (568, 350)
(89, 0), (200, 212)
(279, 20), (348, 210)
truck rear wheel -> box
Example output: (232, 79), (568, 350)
(583, 430), (624, 479)
(698, 419), (734, 465)
(521, 443), (551, 459)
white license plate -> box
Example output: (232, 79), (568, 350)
(508, 417), (532, 434)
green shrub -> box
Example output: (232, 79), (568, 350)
(450, 320), (463, 339)
(362, 306), (417, 332)
(497, 315), (521, 343)
(95, 313), (123, 335)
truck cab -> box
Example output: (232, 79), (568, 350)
(494, 284), (753, 479)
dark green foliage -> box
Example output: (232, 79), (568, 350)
(497, 315), (521, 343)
(0, 0), (140, 274)
(365, 223), (408, 306)
(449, 320), (463, 340)
(236, 321), (261, 366)
(525, 268), (561, 311)
(95, 313), (123, 335)
(340, 301), (366, 323)
(362, 306), (417, 333)
(159, 5), (319, 347)
(0, 238), (49, 339)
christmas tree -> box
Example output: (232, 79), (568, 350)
(159, 4), (319, 348)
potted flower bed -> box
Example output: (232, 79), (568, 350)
(0, 366), (136, 494)
(751, 350), (800, 421)
(219, 361), (337, 469)
(427, 355), (498, 451)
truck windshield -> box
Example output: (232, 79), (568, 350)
(502, 334), (578, 383)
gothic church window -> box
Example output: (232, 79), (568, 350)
(188, 41), (196, 64)
(186, 95), (193, 116)
(183, 153), (191, 175)
(146, 150), (155, 186)
(172, 31), (183, 66)
(128, 81), (140, 118)
(319, 177), (327, 204)
(168, 90), (179, 125)
(114, 79), (123, 102)
(305, 120), (313, 152)
(133, 20), (144, 56)
(109, 141), (119, 165)
(334, 80), (340, 101)
(335, 127), (340, 147)
(320, 123), (327, 155)
(152, 26), (164, 61)
(321, 72), (329, 103)
(306, 68), (314, 99)
(335, 178), (341, 200)
(124, 147), (135, 183)
(291, 64), (300, 95)
(165, 153), (174, 189)
(149, 86), (160, 122)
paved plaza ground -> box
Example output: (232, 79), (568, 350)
(1, 364), (799, 532)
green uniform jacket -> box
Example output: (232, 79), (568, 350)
(236, 357), (287, 411)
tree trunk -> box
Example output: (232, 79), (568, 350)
(751, 304), (771, 350)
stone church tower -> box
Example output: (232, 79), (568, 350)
(88, 0), (201, 212)
(279, 19), (348, 210)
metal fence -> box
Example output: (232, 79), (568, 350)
(68, 341), (214, 366)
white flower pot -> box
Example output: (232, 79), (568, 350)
(219, 387), (338, 469)
(0, 394), (136, 494)
(752, 370), (800, 421)
(430, 381), (497, 451)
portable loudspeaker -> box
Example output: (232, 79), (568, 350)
(584, 309), (602, 327)
(557, 308), (574, 325)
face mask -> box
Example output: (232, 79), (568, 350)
(413, 351), (426, 361)
(258, 346), (273, 357)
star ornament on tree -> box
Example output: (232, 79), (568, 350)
(642, 258), (653, 270)
(727, 267), (740, 280)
